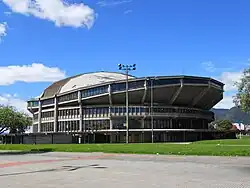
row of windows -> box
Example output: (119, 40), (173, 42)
(152, 108), (213, 116)
(148, 78), (210, 86)
(42, 98), (54, 106)
(183, 78), (208, 85)
(111, 118), (208, 129)
(144, 119), (208, 129)
(108, 107), (212, 116)
(35, 107), (212, 121)
(28, 101), (39, 107)
(57, 120), (110, 132)
(41, 122), (54, 132)
(58, 92), (78, 103)
(111, 81), (145, 92)
(41, 111), (54, 121)
(41, 111), (54, 118)
(111, 107), (145, 114)
(148, 79), (180, 86)
(83, 107), (109, 118)
(57, 121), (80, 132)
(81, 86), (108, 98)
(84, 120), (110, 130)
(35, 78), (219, 106)
(58, 109), (80, 119)
(38, 118), (208, 132)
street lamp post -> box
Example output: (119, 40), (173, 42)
(118, 64), (136, 144)
(151, 78), (154, 143)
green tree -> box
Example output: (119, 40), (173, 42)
(234, 68), (250, 113)
(0, 105), (32, 134)
(214, 120), (232, 131)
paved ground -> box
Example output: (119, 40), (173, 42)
(1, 152), (250, 188)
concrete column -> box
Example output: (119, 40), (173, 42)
(38, 100), (42, 132)
(141, 119), (145, 129)
(54, 97), (58, 132)
(170, 119), (173, 129)
(31, 112), (34, 133)
(141, 79), (148, 104)
(108, 85), (112, 105)
(79, 104), (83, 132)
(109, 106), (113, 130)
(141, 119), (145, 143)
(78, 90), (83, 132)
(110, 119), (113, 130)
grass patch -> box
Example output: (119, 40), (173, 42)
(194, 138), (250, 145)
(1, 140), (250, 156)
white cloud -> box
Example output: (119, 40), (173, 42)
(214, 95), (235, 109)
(97, 0), (132, 7)
(0, 22), (7, 41)
(124, 9), (132, 14)
(202, 61), (216, 72)
(0, 63), (66, 85)
(2, 0), (96, 28)
(219, 71), (243, 91)
(247, 58), (250, 65)
(214, 70), (243, 109)
(4, 11), (12, 16)
(0, 94), (28, 113)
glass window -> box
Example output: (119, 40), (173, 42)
(152, 78), (180, 86)
(81, 86), (108, 98)
(115, 107), (119, 113)
(183, 78), (208, 85)
(111, 83), (126, 92)
(42, 98), (54, 106)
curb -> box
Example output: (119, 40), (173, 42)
(0, 150), (52, 155)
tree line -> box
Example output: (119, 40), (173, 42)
(210, 67), (250, 131)
(0, 105), (32, 134)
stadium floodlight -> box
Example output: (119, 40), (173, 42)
(118, 63), (137, 144)
(118, 64), (123, 70)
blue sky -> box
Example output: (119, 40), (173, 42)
(0, 0), (249, 111)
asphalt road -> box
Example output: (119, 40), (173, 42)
(1, 152), (250, 188)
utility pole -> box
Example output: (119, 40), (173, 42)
(151, 78), (154, 143)
(118, 64), (136, 144)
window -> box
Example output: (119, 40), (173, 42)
(28, 101), (39, 107)
(34, 114), (38, 121)
(42, 98), (54, 106)
(183, 78), (208, 85)
(81, 86), (108, 98)
(151, 79), (180, 86)
(111, 83), (126, 92)
(129, 81), (144, 89)
(58, 92), (78, 103)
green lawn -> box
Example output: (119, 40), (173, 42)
(194, 138), (250, 145)
(1, 138), (250, 156)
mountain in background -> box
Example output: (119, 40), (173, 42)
(211, 107), (250, 124)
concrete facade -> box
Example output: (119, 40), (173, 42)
(27, 72), (225, 143)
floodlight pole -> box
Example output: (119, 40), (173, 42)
(118, 64), (136, 144)
(125, 68), (129, 144)
(151, 78), (154, 143)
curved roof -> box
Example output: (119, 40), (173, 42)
(41, 72), (135, 98)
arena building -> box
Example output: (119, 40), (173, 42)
(24, 71), (231, 144)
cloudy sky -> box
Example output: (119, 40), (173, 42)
(0, 0), (249, 113)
